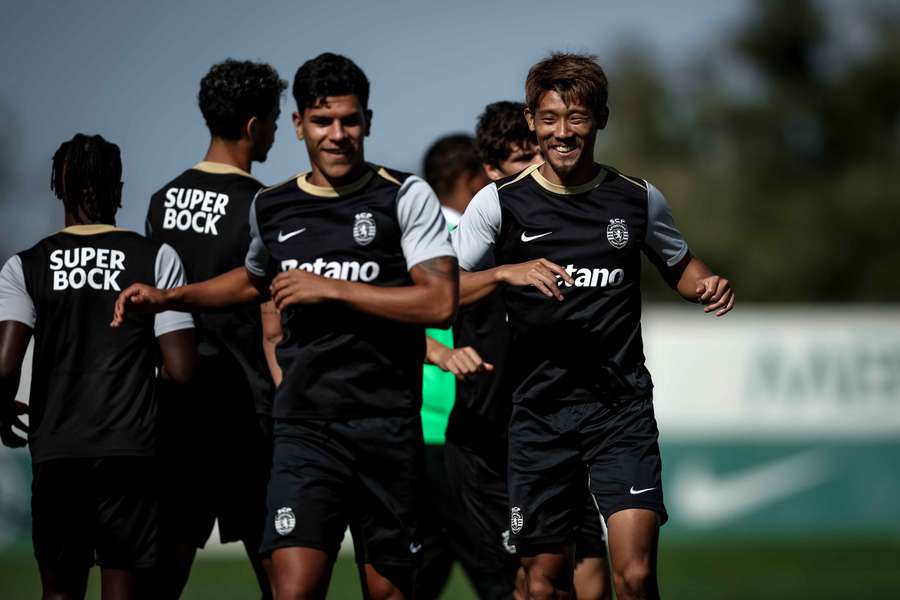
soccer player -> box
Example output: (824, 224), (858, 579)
(479, 101), (613, 600)
(416, 134), (496, 599)
(452, 54), (735, 600)
(145, 58), (285, 599)
(111, 53), (457, 599)
(0, 134), (195, 599)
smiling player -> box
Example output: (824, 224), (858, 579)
(452, 54), (734, 600)
(112, 53), (457, 599)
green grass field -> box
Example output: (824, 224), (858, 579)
(2, 539), (899, 599)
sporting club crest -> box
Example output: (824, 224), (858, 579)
(275, 507), (296, 535)
(353, 212), (376, 246)
(510, 506), (524, 534)
(606, 218), (629, 249)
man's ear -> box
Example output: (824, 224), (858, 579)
(596, 106), (609, 130)
(524, 106), (536, 132)
(293, 111), (304, 141)
(483, 163), (504, 182)
(364, 109), (373, 137)
(245, 115), (259, 141)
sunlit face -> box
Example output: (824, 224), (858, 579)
(525, 90), (607, 179)
(294, 95), (371, 181)
(485, 140), (542, 180)
(251, 106), (280, 162)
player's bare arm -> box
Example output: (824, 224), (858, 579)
(158, 329), (197, 384)
(459, 258), (574, 305)
(666, 255), (735, 316)
(260, 301), (283, 386)
(270, 255), (459, 328)
(426, 334), (494, 379)
(0, 320), (32, 447)
(112, 266), (266, 327)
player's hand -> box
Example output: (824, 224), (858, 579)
(433, 346), (494, 380)
(111, 284), (169, 327)
(270, 270), (336, 310)
(696, 275), (735, 316)
(496, 258), (573, 301)
(0, 401), (28, 448)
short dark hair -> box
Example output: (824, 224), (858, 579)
(198, 59), (286, 140)
(422, 134), (482, 199)
(525, 53), (608, 119)
(293, 53), (370, 113)
(51, 133), (122, 223)
(475, 101), (536, 168)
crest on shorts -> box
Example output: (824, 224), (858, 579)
(275, 507), (296, 535)
(353, 212), (376, 246)
(510, 507), (524, 534)
(606, 218), (629, 249)
(501, 529), (517, 554)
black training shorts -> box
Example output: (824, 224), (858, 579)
(508, 397), (666, 550)
(32, 457), (160, 570)
(261, 415), (424, 568)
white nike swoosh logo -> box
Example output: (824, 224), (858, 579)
(629, 486), (656, 495)
(277, 228), (306, 243)
(409, 543), (422, 554)
(671, 450), (832, 527)
(521, 231), (552, 242)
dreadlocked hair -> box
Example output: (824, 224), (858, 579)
(51, 134), (122, 224)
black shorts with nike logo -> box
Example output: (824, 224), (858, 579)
(260, 415), (424, 568)
(507, 396), (667, 550)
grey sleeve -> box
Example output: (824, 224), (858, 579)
(451, 183), (501, 271)
(644, 181), (689, 267)
(244, 193), (270, 277)
(0, 256), (35, 327)
(154, 244), (194, 337)
(396, 176), (455, 270)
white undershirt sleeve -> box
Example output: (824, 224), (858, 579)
(644, 181), (689, 267)
(153, 244), (194, 337)
(451, 183), (501, 271)
(244, 192), (270, 277)
(396, 176), (455, 270)
(0, 256), (35, 327)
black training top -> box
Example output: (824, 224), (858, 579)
(244, 165), (454, 420)
(0, 225), (193, 462)
(452, 163), (689, 405)
(146, 161), (274, 415)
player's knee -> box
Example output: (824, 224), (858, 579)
(614, 560), (654, 599)
(524, 570), (559, 600)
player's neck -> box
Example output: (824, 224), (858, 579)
(307, 161), (369, 189)
(539, 158), (600, 189)
(64, 210), (115, 228)
(204, 138), (253, 174)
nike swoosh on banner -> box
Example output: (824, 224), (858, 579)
(277, 228), (306, 242)
(521, 231), (552, 242)
(629, 486), (656, 495)
(671, 449), (832, 527)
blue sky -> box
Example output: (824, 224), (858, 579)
(0, 0), (747, 251)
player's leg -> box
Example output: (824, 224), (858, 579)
(33, 459), (93, 600)
(413, 444), (455, 599)
(349, 414), (427, 600)
(261, 420), (349, 599)
(243, 540), (275, 600)
(585, 397), (666, 600)
(573, 491), (611, 600)
(508, 404), (584, 599)
(574, 557), (612, 600)
(444, 440), (519, 600)
(93, 457), (163, 600)
(605, 509), (659, 600)
(271, 547), (335, 600)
